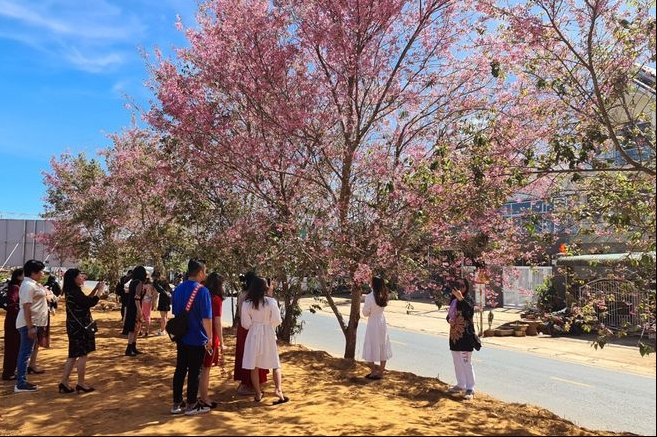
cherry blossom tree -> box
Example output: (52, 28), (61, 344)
(484, 0), (656, 352)
(42, 152), (128, 285)
(145, 0), (549, 359)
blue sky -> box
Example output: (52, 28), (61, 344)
(0, 0), (196, 219)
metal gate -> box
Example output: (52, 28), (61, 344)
(578, 279), (644, 329)
(502, 266), (553, 308)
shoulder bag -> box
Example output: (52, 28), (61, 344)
(166, 283), (202, 342)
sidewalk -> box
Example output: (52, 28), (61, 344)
(300, 296), (656, 378)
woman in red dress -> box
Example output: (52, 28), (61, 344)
(233, 272), (268, 395)
(2, 268), (24, 380)
(199, 272), (225, 408)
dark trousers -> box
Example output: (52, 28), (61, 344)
(2, 313), (20, 379)
(172, 342), (205, 404)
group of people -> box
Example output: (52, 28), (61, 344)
(359, 275), (477, 399)
(117, 267), (173, 357)
(2, 260), (101, 393)
(2, 257), (476, 410)
(170, 259), (288, 415)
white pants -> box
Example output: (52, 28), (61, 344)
(451, 350), (475, 390)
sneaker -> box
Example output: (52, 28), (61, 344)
(464, 389), (475, 400)
(447, 385), (464, 394)
(14, 382), (38, 393)
(184, 402), (211, 415)
(170, 401), (186, 414)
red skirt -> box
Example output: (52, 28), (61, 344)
(233, 324), (268, 384)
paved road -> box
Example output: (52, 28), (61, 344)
(292, 309), (656, 436)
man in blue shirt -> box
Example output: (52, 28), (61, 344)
(170, 259), (213, 415)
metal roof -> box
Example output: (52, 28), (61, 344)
(555, 252), (656, 266)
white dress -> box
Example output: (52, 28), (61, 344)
(361, 292), (393, 362)
(241, 296), (283, 369)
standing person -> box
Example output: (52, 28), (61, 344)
(116, 269), (132, 323)
(58, 269), (103, 394)
(140, 276), (156, 337)
(361, 275), (393, 380)
(44, 272), (61, 315)
(170, 259), (213, 416)
(241, 276), (289, 405)
(233, 271), (268, 395)
(2, 268), (24, 381)
(122, 266), (146, 356)
(153, 271), (172, 336)
(446, 277), (476, 400)
(14, 259), (48, 392)
(198, 272), (225, 408)
(28, 282), (56, 376)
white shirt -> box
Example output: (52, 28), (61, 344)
(16, 277), (50, 329)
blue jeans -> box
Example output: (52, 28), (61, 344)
(16, 326), (36, 386)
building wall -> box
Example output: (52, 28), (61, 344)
(0, 219), (77, 270)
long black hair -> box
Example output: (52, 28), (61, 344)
(453, 277), (470, 298)
(131, 266), (147, 283)
(205, 272), (224, 299)
(246, 276), (268, 310)
(62, 268), (83, 296)
(372, 276), (389, 307)
(9, 268), (24, 287)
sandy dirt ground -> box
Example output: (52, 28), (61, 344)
(0, 306), (639, 436)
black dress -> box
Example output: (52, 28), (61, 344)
(65, 287), (100, 358)
(122, 279), (141, 335)
(155, 281), (171, 312)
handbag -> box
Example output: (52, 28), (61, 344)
(36, 325), (51, 348)
(68, 303), (98, 335)
(85, 321), (99, 333)
(166, 283), (203, 342)
(471, 332), (482, 351)
(467, 323), (482, 351)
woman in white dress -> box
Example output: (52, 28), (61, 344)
(241, 276), (289, 404)
(361, 276), (392, 380)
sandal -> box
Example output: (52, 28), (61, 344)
(272, 396), (290, 405)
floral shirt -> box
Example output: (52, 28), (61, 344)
(447, 296), (475, 352)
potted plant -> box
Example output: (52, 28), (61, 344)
(513, 321), (526, 337)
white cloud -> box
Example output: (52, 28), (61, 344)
(0, 0), (150, 72)
(64, 46), (125, 73)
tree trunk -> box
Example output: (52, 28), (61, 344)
(342, 285), (362, 359)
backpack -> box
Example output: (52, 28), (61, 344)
(0, 279), (10, 311)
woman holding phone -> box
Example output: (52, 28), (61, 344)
(58, 269), (102, 394)
(446, 277), (476, 400)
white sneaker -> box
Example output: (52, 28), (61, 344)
(184, 402), (211, 415)
(14, 382), (38, 393)
(447, 385), (464, 394)
(464, 389), (475, 400)
(170, 401), (186, 414)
